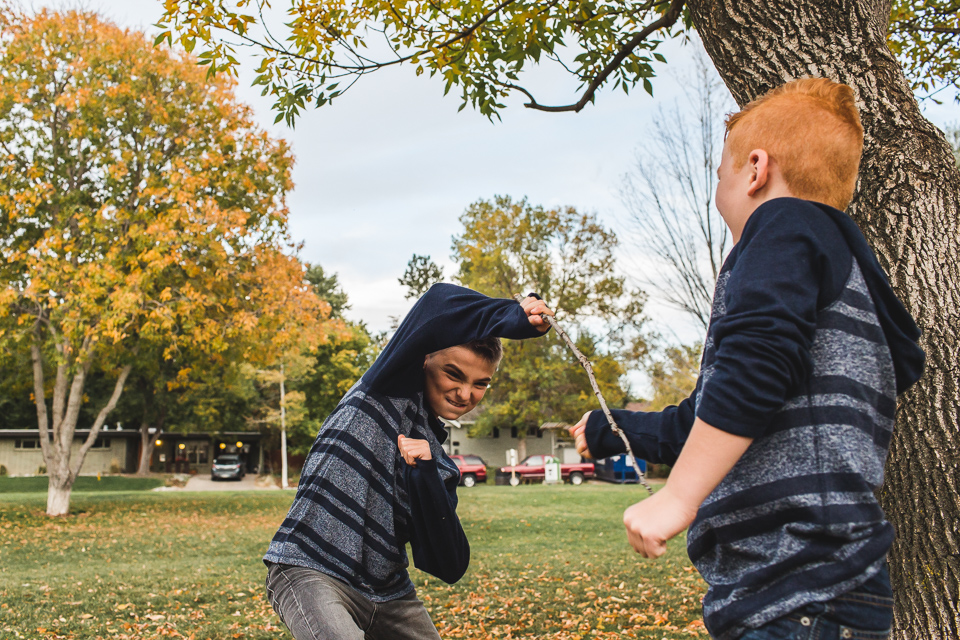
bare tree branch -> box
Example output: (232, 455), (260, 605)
(514, 294), (654, 494)
(518, 0), (686, 113)
(619, 43), (733, 331)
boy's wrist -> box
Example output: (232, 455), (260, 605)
(658, 479), (707, 520)
(584, 411), (627, 459)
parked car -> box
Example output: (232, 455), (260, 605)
(211, 454), (245, 481)
(449, 454), (487, 487)
(496, 455), (595, 486)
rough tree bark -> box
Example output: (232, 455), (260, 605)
(688, 1), (960, 637)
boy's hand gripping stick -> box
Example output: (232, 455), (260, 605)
(514, 294), (654, 494)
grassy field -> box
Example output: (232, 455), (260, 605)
(0, 477), (165, 494)
(0, 482), (708, 640)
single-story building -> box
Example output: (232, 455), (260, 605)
(0, 428), (264, 476)
(440, 411), (581, 466)
(0, 429), (141, 476)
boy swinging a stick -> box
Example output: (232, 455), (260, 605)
(264, 284), (553, 639)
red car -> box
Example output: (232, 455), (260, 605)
(497, 455), (595, 486)
(449, 454), (487, 487)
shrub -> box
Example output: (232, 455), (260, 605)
(0, 464), (7, 476)
(109, 458), (123, 474)
(646, 463), (672, 479)
(165, 474), (189, 488)
(36, 465), (47, 475)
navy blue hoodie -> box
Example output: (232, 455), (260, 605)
(586, 198), (924, 639)
(266, 284), (545, 600)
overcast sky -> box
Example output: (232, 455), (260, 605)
(45, 1), (960, 350)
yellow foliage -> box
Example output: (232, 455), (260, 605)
(0, 8), (332, 384)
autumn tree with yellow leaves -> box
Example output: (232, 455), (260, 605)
(0, 9), (331, 516)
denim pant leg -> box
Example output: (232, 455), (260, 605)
(265, 563), (372, 640)
(738, 587), (893, 640)
(366, 588), (442, 640)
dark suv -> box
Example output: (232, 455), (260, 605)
(211, 454), (245, 481)
(449, 454), (487, 487)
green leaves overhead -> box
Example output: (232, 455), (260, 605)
(158, 0), (683, 123)
(156, 0), (960, 124)
(888, 0), (960, 100)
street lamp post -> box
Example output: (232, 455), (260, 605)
(280, 361), (289, 489)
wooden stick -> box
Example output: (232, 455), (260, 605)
(515, 295), (654, 494)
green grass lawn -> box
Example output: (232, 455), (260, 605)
(0, 476), (164, 494)
(0, 483), (707, 639)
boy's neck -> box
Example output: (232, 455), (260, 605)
(728, 190), (797, 243)
(726, 153), (796, 244)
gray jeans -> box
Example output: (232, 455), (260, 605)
(265, 563), (442, 640)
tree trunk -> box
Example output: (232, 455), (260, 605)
(46, 472), (73, 517)
(137, 424), (159, 476)
(136, 386), (167, 476)
(689, 1), (960, 637)
(31, 338), (133, 516)
(517, 435), (527, 461)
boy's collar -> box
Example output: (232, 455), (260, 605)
(427, 413), (448, 443)
(738, 197), (821, 242)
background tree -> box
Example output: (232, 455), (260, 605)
(451, 196), (646, 458)
(399, 254), (445, 299)
(0, 9), (328, 516)
(620, 45), (732, 332)
(644, 343), (701, 412)
(287, 265), (374, 455)
(306, 264), (350, 318)
(948, 123), (960, 165)
(160, 1), (960, 635)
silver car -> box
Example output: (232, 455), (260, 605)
(211, 454), (245, 481)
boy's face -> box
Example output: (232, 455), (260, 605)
(715, 140), (754, 233)
(423, 346), (497, 420)
(715, 134), (792, 243)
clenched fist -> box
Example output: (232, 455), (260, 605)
(398, 434), (433, 467)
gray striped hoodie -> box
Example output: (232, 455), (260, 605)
(585, 198), (924, 639)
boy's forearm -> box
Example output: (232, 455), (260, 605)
(583, 401), (694, 464)
(663, 417), (753, 510)
(620, 418), (753, 558)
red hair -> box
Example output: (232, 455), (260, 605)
(725, 78), (864, 210)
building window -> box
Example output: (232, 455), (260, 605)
(14, 439), (39, 450)
(188, 443), (209, 465)
(90, 438), (111, 449)
(510, 427), (518, 438)
(536, 429), (543, 439)
(492, 428), (500, 439)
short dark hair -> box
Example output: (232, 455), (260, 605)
(462, 336), (503, 364)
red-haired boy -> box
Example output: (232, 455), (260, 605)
(573, 78), (925, 639)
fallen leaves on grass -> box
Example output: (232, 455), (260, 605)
(1, 486), (711, 639)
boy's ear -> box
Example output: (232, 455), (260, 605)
(746, 149), (770, 197)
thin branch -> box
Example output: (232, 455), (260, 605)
(518, 0), (685, 113)
(217, 0), (519, 76)
(514, 295), (654, 493)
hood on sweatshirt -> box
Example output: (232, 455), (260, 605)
(814, 203), (925, 394)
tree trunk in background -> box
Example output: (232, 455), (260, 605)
(137, 424), (156, 476)
(136, 397), (167, 476)
(689, 1), (960, 637)
(137, 420), (166, 476)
